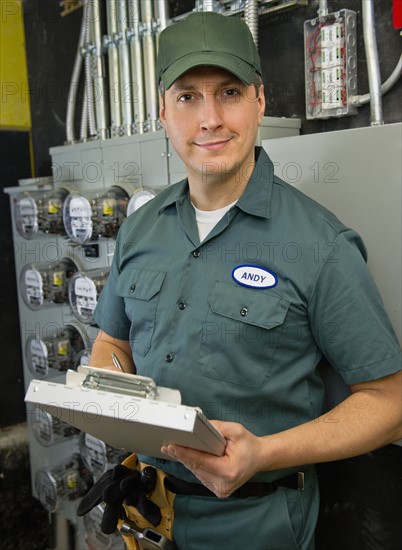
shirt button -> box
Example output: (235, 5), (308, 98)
(129, 284), (136, 293)
(165, 353), (174, 363)
(177, 301), (187, 310)
(192, 250), (201, 258)
(240, 307), (248, 317)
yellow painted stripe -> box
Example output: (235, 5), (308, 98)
(0, 0), (32, 130)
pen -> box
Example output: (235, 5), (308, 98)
(111, 352), (125, 373)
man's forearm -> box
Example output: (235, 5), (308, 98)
(256, 371), (402, 473)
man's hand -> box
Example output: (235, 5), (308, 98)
(161, 421), (264, 498)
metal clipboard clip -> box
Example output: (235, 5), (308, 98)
(67, 366), (182, 404)
(82, 370), (158, 398)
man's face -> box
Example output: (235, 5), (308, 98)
(160, 66), (265, 188)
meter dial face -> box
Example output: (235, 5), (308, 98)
(21, 267), (44, 309)
(79, 433), (108, 479)
(63, 194), (93, 243)
(71, 275), (97, 323)
(15, 195), (38, 239)
(26, 337), (49, 377)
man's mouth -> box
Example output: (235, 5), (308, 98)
(194, 139), (232, 151)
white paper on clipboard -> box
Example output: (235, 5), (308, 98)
(25, 366), (226, 459)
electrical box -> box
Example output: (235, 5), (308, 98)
(304, 9), (357, 119)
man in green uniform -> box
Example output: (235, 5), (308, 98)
(90, 12), (402, 550)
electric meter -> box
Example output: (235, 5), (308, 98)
(68, 269), (109, 323)
(37, 187), (69, 235)
(126, 187), (158, 216)
(79, 433), (128, 481)
(63, 186), (128, 244)
(14, 192), (39, 239)
(25, 325), (88, 377)
(35, 452), (93, 513)
(20, 259), (78, 310)
(32, 408), (79, 447)
(92, 186), (129, 238)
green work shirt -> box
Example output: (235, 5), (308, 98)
(94, 147), (401, 483)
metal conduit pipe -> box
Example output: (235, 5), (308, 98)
(350, 53), (402, 107)
(80, 90), (88, 141)
(244, 0), (259, 47)
(143, 0), (159, 131)
(155, 0), (169, 33)
(92, 0), (109, 139)
(362, 0), (384, 125)
(199, 0), (216, 11)
(317, 0), (329, 18)
(66, 2), (87, 143)
(83, 0), (97, 138)
(117, 0), (134, 136)
(128, 0), (146, 133)
(106, 0), (122, 136)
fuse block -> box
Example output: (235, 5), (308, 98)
(304, 9), (357, 119)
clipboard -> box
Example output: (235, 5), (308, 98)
(25, 366), (226, 459)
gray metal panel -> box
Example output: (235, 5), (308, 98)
(101, 134), (142, 188)
(263, 123), (402, 343)
(51, 140), (105, 191)
(140, 135), (170, 186)
(256, 115), (301, 144)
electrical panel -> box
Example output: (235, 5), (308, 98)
(304, 9), (357, 119)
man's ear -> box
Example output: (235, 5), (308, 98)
(257, 84), (266, 123)
(159, 95), (166, 124)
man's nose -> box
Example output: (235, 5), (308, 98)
(199, 97), (224, 132)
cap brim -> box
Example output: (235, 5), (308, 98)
(161, 51), (257, 89)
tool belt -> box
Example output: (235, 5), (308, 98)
(78, 453), (304, 550)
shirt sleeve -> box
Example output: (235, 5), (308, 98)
(308, 230), (401, 385)
(93, 241), (131, 341)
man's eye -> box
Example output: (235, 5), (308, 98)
(222, 88), (241, 100)
(178, 93), (194, 102)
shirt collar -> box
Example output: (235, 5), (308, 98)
(158, 146), (274, 219)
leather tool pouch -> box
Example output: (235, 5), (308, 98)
(119, 454), (176, 549)
(77, 453), (176, 550)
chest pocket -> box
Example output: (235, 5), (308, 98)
(199, 281), (290, 388)
(116, 268), (166, 357)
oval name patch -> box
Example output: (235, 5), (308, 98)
(232, 264), (278, 289)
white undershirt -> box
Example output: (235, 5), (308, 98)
(192, 200), (238, 242)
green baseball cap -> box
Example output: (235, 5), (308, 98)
(156, 11), (262, 89)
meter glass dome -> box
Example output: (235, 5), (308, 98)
(92, 186), (128, 239)
(26, 325), (87, 377)
(20, 259), (78, 310)
(127, 187), (157, 216)
(37, 188), (68, 235)
(32, 409), (79, 447)
(35, 453), (93, 513)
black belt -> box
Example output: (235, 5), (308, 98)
(164, 471), (305, 499)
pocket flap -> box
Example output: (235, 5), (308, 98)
(116, 269), (166, 300)
(209, 281), (289, 329)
